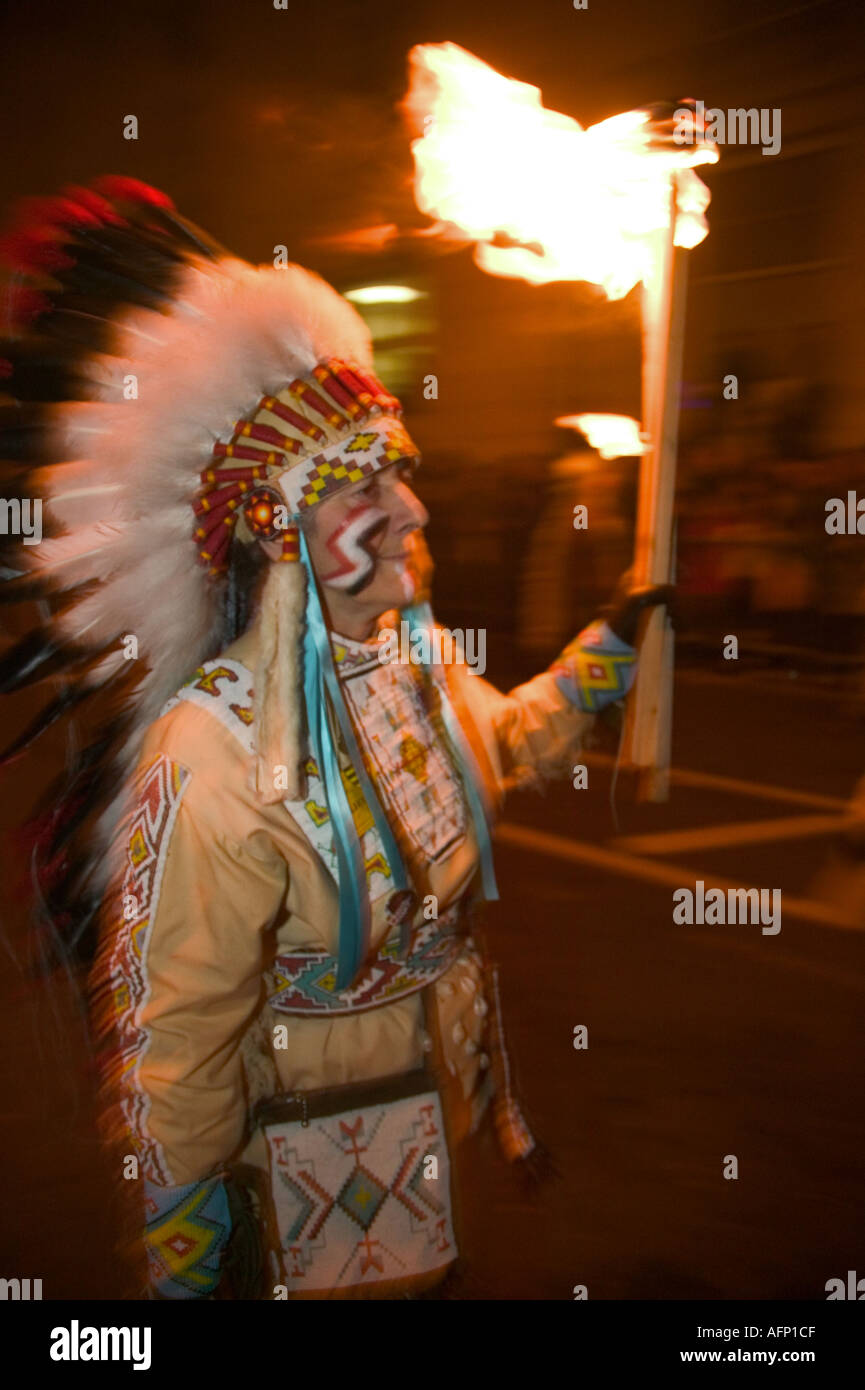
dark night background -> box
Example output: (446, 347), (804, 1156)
(1, 0), (864, 1302)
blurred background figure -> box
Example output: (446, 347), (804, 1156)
(518, 427), (636, 659)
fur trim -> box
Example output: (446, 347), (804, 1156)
(253, 559), (306, 804)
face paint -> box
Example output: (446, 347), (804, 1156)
(318, 501), (389, 593)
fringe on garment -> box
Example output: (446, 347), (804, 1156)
(253, 559), (306, 804)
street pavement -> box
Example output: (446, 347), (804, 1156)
(453, 663), (865, 1298)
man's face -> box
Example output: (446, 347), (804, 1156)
(303, 460), (429, 623)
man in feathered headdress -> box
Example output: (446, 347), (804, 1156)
(0, 178), (667, 1298)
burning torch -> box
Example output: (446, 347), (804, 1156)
(402, 43), (718, 800)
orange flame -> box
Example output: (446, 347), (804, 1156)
(558, 413), (648, 460)
(404, 43), (718, 300)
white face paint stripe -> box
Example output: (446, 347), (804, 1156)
(318, 502), (389, 590)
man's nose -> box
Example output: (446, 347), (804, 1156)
(392, 480), (429, 533)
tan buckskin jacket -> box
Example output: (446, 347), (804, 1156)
(96, 628), (594, 1196)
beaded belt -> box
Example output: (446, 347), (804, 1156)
(268, 904), (467, 1016)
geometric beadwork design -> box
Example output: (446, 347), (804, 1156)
(263, 1089), (455, 1290)
(267, 904), (467, 1015)
(243, 484), (290, 541)
(194, 355), (417, 577)
(104, 753), (191, 1185)
(549, 618), (637, 713)
(334, 633), (467, 867)
(292, 415), (420, 514)
(336, 1165), (389, 1230)
(160, 657), (394, 902)
(143, 1174), (231, 1299)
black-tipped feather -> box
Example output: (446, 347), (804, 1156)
(40, 740), (136, 869)
(0, 629), (124, 693)
(0, 565), (36, 598)
(3, 657), (143, 777)
(0, 630), (69, 690)
(70, 220), (191, 275)
(0, 573), (95, 608)
(0, 347), (98, 402)
(48, 578), (102, 618)
(31, 307), (116, 355)
(0, 405), (54, 461)
(0, 175), (223, 969)
(148, 205), (229, 262)
(0, 682), (99, 765)
(0, 471), (46, 508)
(56, 254), (179, 310)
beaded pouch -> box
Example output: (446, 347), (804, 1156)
(254, 1067), (457, 1297)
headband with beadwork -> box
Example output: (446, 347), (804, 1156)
(193, 357), (420, 576)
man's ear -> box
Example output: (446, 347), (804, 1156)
(258, 536), (284, 562)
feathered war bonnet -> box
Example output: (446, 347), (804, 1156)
(0, 178), (425, 977)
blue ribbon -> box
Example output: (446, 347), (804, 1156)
(296, 533), (498, 986)
(299, 530), (411, 987)
(402, 600), (499, 904)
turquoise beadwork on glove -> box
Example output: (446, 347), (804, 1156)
(550, 619), (637, 713)
(143, 1174), (230, 1299)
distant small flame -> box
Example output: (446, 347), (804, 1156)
(404, 43), (718, 299)
(345, 285), (426, 305)
(559, 413), (647, 460)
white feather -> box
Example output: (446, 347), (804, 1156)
(33, 254), (375, 885)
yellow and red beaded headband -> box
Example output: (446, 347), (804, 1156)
(192, 358), (418, 576)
